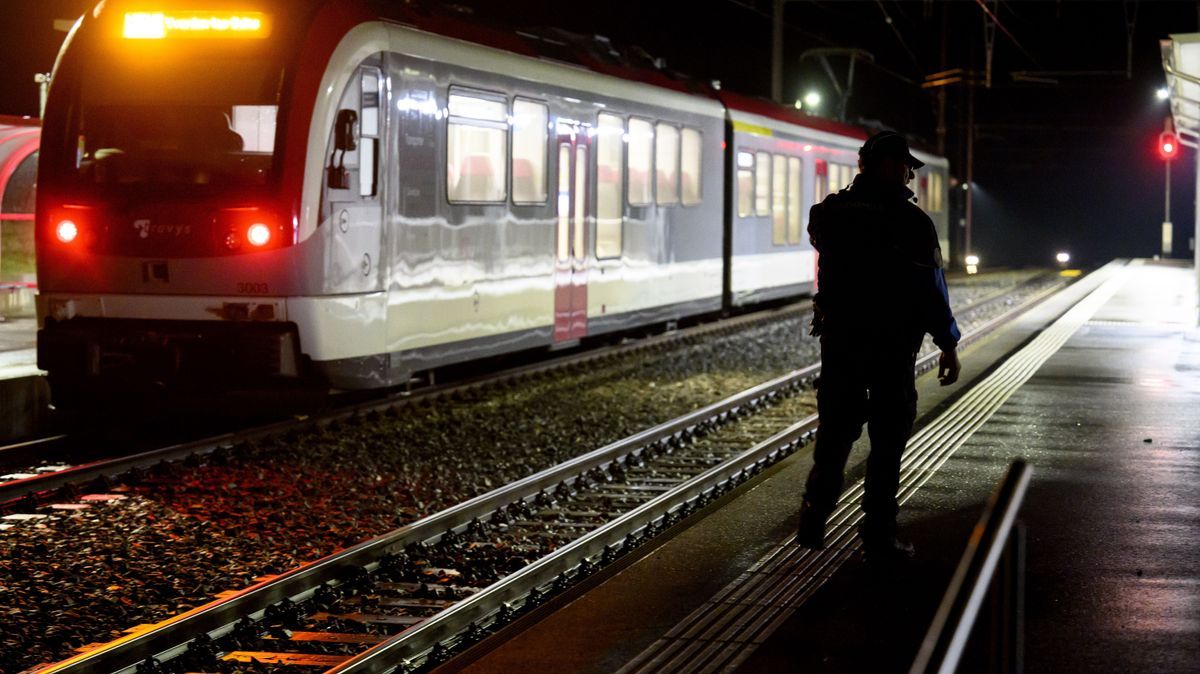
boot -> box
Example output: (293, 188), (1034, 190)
(860, 523), (915, 564)
(797, 499), (829, 549)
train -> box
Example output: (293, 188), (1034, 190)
(35, 0), (949, 407)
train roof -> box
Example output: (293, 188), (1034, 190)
(719, 90), (870, 143)
(70, 1), (944, 163)
(390, 4), (944, 161)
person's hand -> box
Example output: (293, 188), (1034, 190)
(938, 348), (960, 386)
(809, 305), (825, 337)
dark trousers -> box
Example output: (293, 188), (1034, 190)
(803, 334), (918, 540)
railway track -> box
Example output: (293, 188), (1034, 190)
(0, 270), (1051, 513)
(0, 298), (809, 513)
(28, 272), (1070, 674)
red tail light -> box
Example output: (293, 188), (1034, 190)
(247, 222), (271, 247)
(56, 220), (79, 243)
(48, 205), (91, 247)
(221, 207), (280, 252)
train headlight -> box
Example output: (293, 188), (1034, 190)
(247, 223), (272, 247)
(1055, 251), (1071, 264)
(56, 220), (79, 244)
(964, 254), (980, 275)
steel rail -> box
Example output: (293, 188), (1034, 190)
(328, 275), (1071, 674)
(333, 420), (818, 674)
(0, 299), (811, 509)
(0, 270), (1046, 508)
(41, 363), (822, 673)
(35, 271), (1068, 674)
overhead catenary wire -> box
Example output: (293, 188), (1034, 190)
(874, 0), (922, 71)
(973, 0), (1037, 64)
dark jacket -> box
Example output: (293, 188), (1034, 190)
(808, 173), (960, 352)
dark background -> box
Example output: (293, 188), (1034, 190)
(2, 0), (1197, 267)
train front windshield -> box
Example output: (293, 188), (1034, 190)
(67, 56), (284, 192)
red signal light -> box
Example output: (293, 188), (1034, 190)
(1159, 131), (1179, 160)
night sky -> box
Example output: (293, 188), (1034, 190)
(2, 0), (1197, 267)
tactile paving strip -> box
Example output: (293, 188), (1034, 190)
(618, 266), (1131, 674)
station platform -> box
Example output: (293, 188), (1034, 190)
(0, 315), (38, 380)
(0, 316), (49, 441)
(449, 260), (1200, 674)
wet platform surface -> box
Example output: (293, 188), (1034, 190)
(451, 260), (1200, 674)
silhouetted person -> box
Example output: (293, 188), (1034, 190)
(797, 131), (961, 562)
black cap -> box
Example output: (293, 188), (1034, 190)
(859, 131), (925, 169)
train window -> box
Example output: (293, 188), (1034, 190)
(828, 163), (849, 192)
(681, 128), (702, 206)
(786, 156), (802, 244)
(447, 91), (508, 203)
(72, 55), (282, 189)
(814, 159), (828, 203)
(512, 99), (548, 204)
(359, 68), (381, 198)
(1, 152), (37, 215)
(596, 112), (624, 258)
(736, 151), (753, 217)
(655, 123), (679, 205)
(755, 151), (770, 216)
(627, 118), (653, 206)
(574, 145), (587, 260)
(928, 172), (943, 212)
(231, 106), (276, 153)
(557, 144), (571, 261)
(771, 154), (787, 245)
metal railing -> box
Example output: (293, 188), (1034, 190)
(910, 459), (1032, 674)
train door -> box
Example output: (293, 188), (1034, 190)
(325, 65), (384, 294)
(554, 121), (588, 342)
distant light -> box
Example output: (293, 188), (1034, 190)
(804, 91), (822, 109)
(965, 254), (980, 266)
(1056, 251), (1071, 264)
(961, 183), (970, 191)
(55, 220), (78, 244)
(247, 223), (271, 247)
(1157, 87), (1170, 100)
(794, 100), (803, 110)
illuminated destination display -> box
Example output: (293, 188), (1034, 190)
(123, 11), (270, 39)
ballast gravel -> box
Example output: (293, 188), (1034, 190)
(0, 269), (1055, 672)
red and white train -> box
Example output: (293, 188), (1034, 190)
(35, 0), (949, 406)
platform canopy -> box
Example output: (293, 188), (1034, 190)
(1162, 34), (1200, 143)
(1161, 34), (1200, 316)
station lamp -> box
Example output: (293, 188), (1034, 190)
(1157, 87), (1170, 100)
(803, 91), (821, 110)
